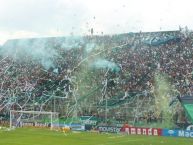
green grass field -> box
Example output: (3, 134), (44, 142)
(0, 128), (192, 145)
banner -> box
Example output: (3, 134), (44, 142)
(98, 126), (121, 133)
(98, 125), (162, 136)
(20, 122), (50, 127)
(80, 116), (98, 125)
(98, 125), (193, 138)
(121, 127), (162, 136)
(162, 129), (193, 138)
(162, 129), (178, 137)
(178, 130), (193, 138)
(177, 95), (193, 124)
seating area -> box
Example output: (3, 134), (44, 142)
(0, 30), (193, 124)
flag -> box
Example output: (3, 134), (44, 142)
(178, 95), (193, 123)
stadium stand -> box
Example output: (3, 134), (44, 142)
(0, 30), (193, 127)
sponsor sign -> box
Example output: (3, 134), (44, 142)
(21, 122), (50, 127)
(162, 129), (193, 138)
(98, 126), (121, 133)
(80, 116), (98, 125)
(125, 127), (162, 136)
(162, 129), (178, 137)
(99, 125), (192, 138)
(99, 125), (162, 136)
(121, 125), (162, 136)
(178, 130), (193, 138)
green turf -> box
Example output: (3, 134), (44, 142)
(0, 128), (192, 145)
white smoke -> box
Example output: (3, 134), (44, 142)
(1, 38), (58, 69)
(90, 58), (120, 72)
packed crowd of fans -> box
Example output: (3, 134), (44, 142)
(0, 30), (193, 124)
(106, 31), (193, 98)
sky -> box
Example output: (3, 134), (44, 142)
(0, 0), (193, 45)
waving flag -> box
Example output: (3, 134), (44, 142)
(178, 95), (193, 124)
